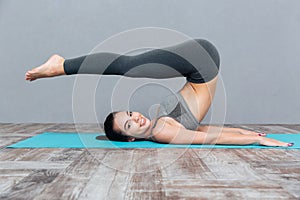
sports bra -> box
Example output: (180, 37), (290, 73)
(148, 92), (200, 141)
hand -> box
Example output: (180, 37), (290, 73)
(258, 136), (292, 147)
(238, 128), (267, 137)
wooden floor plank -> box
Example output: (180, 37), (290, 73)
(157, 149), (216, 180)
(12, 123), (56, 134)
(0, 138), (31, 149)
(1, 124), (36, 133)
(0, 169), (60, 200)
(0, 176), (27, 194)
(48, 148), (85, 162)
(34, 150), (101, 200)
(0, 123), (15, 132)
(73, 124), (103, 133)
(0, 132), (36, 137)
(281, 124), (300, 132)
(163, 180), (294, 199)
(239, 124), (300, 134)
(0, 148), (33, 161)
(78, 149), (134, 200)
(199, 150), (262, 181)
(0, 161), (71, 170)
(41, 123), (103, 133)
(16, 148), (63, 161)
(125, 149), (167, 199)
(0, 169), (34, 194)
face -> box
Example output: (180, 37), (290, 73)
(113, 111), (152, 139)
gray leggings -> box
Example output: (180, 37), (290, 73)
(63, 39), (220, 83)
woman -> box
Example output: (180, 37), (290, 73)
(25, 39), (294, 147)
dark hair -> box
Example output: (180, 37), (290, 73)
(103, 111), (131, 142)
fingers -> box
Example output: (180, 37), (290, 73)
(258, 133), (267, 137)
(241, 129), (267, 137)
(288, 142), (294, 147)
(259, 137), (292, 147)
(249, 129), (268, 137)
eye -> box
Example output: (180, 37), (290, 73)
(126, 111), (133, 130)
(127, 121), (131, 129)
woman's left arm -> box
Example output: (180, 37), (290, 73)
(197, 125), (266, 136)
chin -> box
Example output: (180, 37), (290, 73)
(145, 119), (151, 127)
(141, 120), (150, 131)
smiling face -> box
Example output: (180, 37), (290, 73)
(113, 111), (152, 139)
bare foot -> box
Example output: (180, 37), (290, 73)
(258, 137), (293, 147)
(25, 54), (66, 81)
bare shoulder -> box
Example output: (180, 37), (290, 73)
(151, 117), (186, 143)
(151, 117), (208, 144)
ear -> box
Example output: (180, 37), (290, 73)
(127, 137), (135, 142)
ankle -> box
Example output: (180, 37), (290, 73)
(57, 58), (66, 75)
(51, 54), (66, 76)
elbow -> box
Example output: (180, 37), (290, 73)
(199, 132), (219, 145)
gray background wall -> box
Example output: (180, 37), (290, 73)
(0, 0), (299, 124)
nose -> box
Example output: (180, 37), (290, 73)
(132, 114), (140, 123)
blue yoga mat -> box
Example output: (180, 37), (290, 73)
(6, 132), (300, 149)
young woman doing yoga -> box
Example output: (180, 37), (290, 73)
(25, 39), (294, 147)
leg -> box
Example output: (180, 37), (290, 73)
(26, 39), (217, 81)
(178, 39), (220, 122)
(179, 76), (218, 123)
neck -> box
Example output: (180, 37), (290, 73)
(143, 119), (158, 139)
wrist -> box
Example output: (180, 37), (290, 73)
(236, 128), (244, 133)
(256, 136), (263, 144)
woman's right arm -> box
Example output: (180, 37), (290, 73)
(154, 125), (289, 147)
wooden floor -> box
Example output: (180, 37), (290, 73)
(0, 123), (299, 200)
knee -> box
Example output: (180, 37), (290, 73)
(194, 39), (220, 70)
